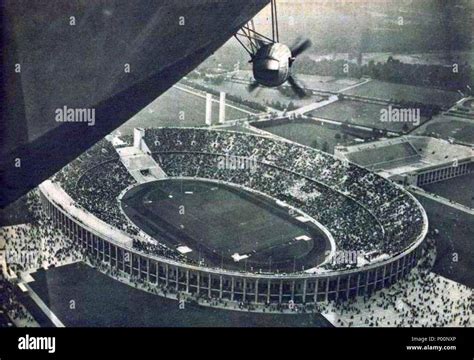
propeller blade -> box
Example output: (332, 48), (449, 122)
(287, 76), (306, 98)
(290, 36), (303, 50)
(291, 39), (312, 57)
(247, 81), (259, 93)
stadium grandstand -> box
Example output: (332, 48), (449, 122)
(38, 127), (428, 306)
(335, 136), (473, 186)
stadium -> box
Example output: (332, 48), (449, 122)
(38, 127), (428, 307)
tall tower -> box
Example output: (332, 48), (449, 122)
(205, 93), (213, 126)
(219, 92), (226, 124)
(133, 128), (145, 150)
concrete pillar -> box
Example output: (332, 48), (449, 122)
(267, 280), (271, 304)
(176, 268), (179, 291)
(146, 259), (150, 282)
(155, 262), (159, 285)
(133, 128), (145, 149)
(314, 280), (319, 303)
(219, 92), (226, 124)
(356, 273), (361, 297)
(205, 93), (212, 126)
(208, 274), (212, 298)
(401, 255), (407, 277)
(382, 265), (387, 287)
(302, 279), (307, 303)
(374, 268), (379, 290)
(254, 279), (259, 303)
(363, 271), (370, 295)
(122, 250), (126, 272)
(231, 277), (235, 301)
(346, 275), (351, 299)
(186, 270), (190, 293)
(325, 279), (329, 302)
(279, 281), (283, 304)
(219, 276), (223, 299)
(137, 254), (140, 275)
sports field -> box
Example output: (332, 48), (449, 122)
(342, 80), (461, 108)
(121, 179), (329, 272)
(28, 263), (332, 327)
(310, 100), (429, 132)
(297, 74), (361, 92)
(252, 118), (362, 154)
(413, 115), (474, 145)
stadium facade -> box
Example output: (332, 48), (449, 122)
(39, 128), (429, 307)
(335, 136), (473, 187)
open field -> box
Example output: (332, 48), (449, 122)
(307, 50), (474, 67)
(421, 174), (474, 209)
(294, 74), (361, 93)
(342, 80), (461, 108)
(310, 100), (429, 132)
(226, 70), (361, 93)
(28, 262), (332, 327)
(413, 115), (474, 145)
(192, 78), (324, 108)
(121, 179), (328, 272)
(252, 118), (362, 154)
(117, 87), (248, 135)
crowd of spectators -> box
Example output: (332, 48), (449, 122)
(52, 139), (190, 265)
(1, 192), (83, 275)
(51, 128), (425, 272)
(145, 128), (425, 259)
(0, 276), (36, 327)
(53, 140), (139, 236)
(322, 240), (473, 327)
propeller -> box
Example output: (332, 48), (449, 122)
(247, 81), (259, 93)
(287, 75), (307, 99)
(286, 37), (312, 98)
(290, 38), (312, 58)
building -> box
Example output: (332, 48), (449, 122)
(335, 136), (473, 186)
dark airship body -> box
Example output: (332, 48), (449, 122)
(252, 43), (292, 87)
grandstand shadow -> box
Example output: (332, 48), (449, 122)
(29, 263), (333, 327)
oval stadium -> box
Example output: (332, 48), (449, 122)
(39, 127), (428, 307)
